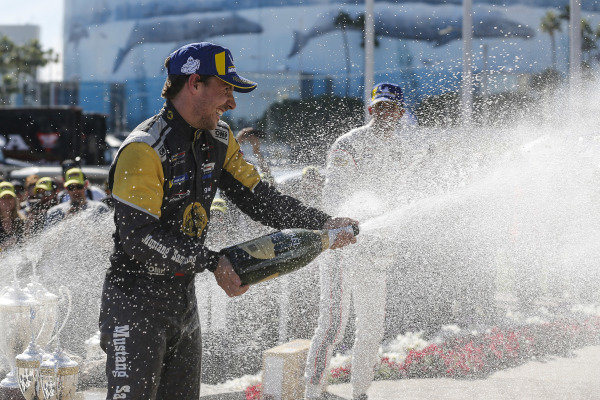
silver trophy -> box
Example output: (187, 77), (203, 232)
(14, 286), (77, 400)
(15, 308), (44, 400)
(24, 277), (59, 349)
(23, 256), (59, 349)
(34, 287), (78, 400)
(0, 280), (40, 393)
(38, 349), (79, 400)
(2, 254), (78, 400)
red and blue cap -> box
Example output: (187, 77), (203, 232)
(167, 42), (257, 93)
(370, 82), (404, 107)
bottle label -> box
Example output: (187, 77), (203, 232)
(239, 236), (276, 260)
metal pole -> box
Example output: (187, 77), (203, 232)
(278, 277), (289, 345)
(570, 0), (582, 91)
(364, 0), (375, 121)
(50, 82), (56, 106)
(461, 0), (473, 125)
(481, 44), (489, 123)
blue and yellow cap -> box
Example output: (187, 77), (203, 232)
(370, 82), (404, 107)
(167, 42), (257, 93)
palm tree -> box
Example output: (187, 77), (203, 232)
(540, 10), (562, 70)
(353, 14), (380, 49)
(334, 11), (381, 97)
(581, 19), (598, 64)
(334, 11), (354, 96)
(558, 5), (600, 65)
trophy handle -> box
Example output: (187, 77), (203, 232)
(34, 303), (52, 344)
(45, 286), (72, 348)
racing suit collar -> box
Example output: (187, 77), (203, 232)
(162, 101), (203, 143)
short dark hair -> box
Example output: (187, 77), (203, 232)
(161, 57), (211, 99)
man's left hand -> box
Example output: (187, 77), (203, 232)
(322, 217), (359, 249)
(214, 255), (249, 297)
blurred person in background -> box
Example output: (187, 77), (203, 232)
(60, 158), (81, 175)
(220, 127), (277, 242)
(45, 168), (109, 228)
(305, 83), (408, 400)
(24, 174), (40, 200)
(100, 180), (114, 209)
(24, 177), (59, 235)
(236, 127), (274, 185)
(10, 180), (27, 208)
(57, 163), (106, 203)
(279, 166), (325, 209)
(0, 181), (26, 251)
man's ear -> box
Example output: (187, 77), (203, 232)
(188, 74), (200, 92)
(368, 106), (373, 115)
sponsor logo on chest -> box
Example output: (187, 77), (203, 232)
(170, 151), (186, 165)
(202, 162), (215, 180)
(169, 173), (190, 187)
(212, 127), (229, 144)
(168, 190), (190, 203)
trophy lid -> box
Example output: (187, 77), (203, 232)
(16, 340), (44, 367)
(40, 349), (79, 372)
(0, 283), (39, 310)
(24, 279), (58, 304)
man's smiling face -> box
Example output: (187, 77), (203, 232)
(192, 76), (236, 131)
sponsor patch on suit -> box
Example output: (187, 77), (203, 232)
(202, 163), (215, 180)
(170, 173), (190, 187)
(169, 190), (190, 203)
(212, 127), (229, 144)
(170, 151), (186, 165)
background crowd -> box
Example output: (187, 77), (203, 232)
(0, 159), (111, 251)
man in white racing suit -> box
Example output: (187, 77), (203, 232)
(305, 83), (426, 400)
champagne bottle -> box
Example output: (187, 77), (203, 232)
(220, 225), (359, 285)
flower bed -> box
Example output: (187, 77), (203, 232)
(245, 383), (262, 400)
(336, 316), (600, 382)
(245, 316), (600, 399)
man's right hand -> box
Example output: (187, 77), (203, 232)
(213, 255), (249, 297)
(323, 217), (359, 249)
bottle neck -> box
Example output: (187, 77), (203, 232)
(320, 231), (331, 251)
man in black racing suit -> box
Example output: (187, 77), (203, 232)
(99, 42), (357, 400)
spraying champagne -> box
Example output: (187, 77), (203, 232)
(220, 225), (359, 285)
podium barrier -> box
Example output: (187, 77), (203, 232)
(262, 339), (311, 400)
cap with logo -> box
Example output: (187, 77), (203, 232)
(0, 181), (16, 198)
(370, 82), (404, 107)
(34, 177), (56, 193)
(210, 198), (228, 214)
(64, 168), (85, 188)
(167, 42), (257, 93)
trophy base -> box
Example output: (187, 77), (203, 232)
(0, 386), (24, 400)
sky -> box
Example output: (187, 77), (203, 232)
(0, 0), (64, 80)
